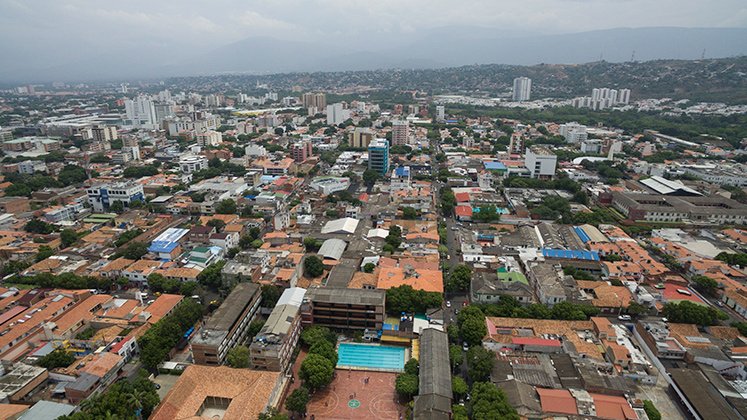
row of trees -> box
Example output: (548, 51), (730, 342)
(385, 285), (444, 315)
(477, 295), (600, 321)
(138, 298), (203, 371)
(286, 326), (340, 416)
(59, 370), (160, 420)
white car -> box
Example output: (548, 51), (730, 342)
(446, 301), (452, 308)
(618, 315), (632, 321)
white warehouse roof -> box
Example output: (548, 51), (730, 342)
(321, 217), (359, 234)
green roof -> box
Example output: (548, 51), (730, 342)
(190, 256), (209, 263)
(497, 272), (528, 285)
(192, 246), (210, 253)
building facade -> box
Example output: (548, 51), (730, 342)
(368, 139), (390, 176)
(300, 288), (385, 330)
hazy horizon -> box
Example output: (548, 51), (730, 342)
(2, 0), (747, 82)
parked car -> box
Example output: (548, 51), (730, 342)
(618, 315), (632, 321)
(446, 301), (452, 308)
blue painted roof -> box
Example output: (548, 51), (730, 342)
(484, 161), (507, 170)
(542, 248), (600, 261)
(573, 226), (591, 243)
(148, 228), (189, 253)
(394, 166), (410, 177)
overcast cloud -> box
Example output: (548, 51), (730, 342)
(1, 0), (746, 81)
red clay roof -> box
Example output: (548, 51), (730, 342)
(455, 205), (472, 217)
(537, 388), (578, 415)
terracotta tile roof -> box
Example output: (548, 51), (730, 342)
(151, 365), (280, 420)
(145, 294), (183, 323)
(80, 352), (123, 378)
(486, 317), (603, 361)
(154, 267), (201, 281)
(592, 394), (638, 420)
(51, 294), (112, 335)
(100, 258), (135, 273)
(377, 267), (443, 293)
(536, 388), (578, 416)
(576, 281), (633, 308)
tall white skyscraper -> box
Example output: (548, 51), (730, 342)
(436, 105), (445, 122)
(124, 95), (157, 129)
(512, 77), (532, 102)
(618, 89), (631, 104)
(326, 103), (349, 125)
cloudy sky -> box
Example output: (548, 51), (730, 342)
(1, 0), (746, 81)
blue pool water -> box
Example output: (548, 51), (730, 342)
(337, 343), (405, 372)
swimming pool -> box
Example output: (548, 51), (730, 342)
(337, 343), (406, 372)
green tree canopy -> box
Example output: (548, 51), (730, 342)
(395, 373), (419, 400)
(304, 255), (324, 278)
(467, 346), (495, 382)
(285, 386), (310, 415)
(299, 353), (335, 391)
(226, 345), (250, 368)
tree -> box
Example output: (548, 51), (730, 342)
(395, 373), (419, 400)
(258, 408), (289, 420)
(472, 205), (501, 223)
(643, 400), (662, 420)
(469, 382), (519, 420)
(122, 165), (159, 178)
(303, 237), (322, 252)
(299, 353), (335, 391)
(626, 301), (648, 318)
(35, 245), (55, 262)
(402, 206), (418, 219)
(452, 404), (469, 420)
(457, 306), (488, 346)
(385, 285), (443, 315)
(261, 285), (282, 308)
(304, 255), (324, 278)
(58, 165), (88, 185)
(448, 264), (472, 292)
(663, 300), (727, 326)
(285, 386), (310, 415)
(24, 218), (54, 234)
(36, 349), (75, 369)
(452, 376), (468, 401)
(301, 326), (336, 348)
(196, 261), (226, 290)
(309, 340), (338, 365)
(215, 199), (237, 214)
(449, 344), (464, 371)
(691, 275), (719, 297)
(60, 229), (79, 248)
(404, 358), (419, 375)
(109, 201), (125, 213)
(206, 219), (226, 232)
(363, 262), (375, 273)
(467, 346), (495, 382)
(247, 320), (265, 341)
(123, 242), (148, 260)
(362, 169), (380, 187)
(226, 345), (250, 368)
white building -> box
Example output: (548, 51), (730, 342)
(559, 122), (588, 144)
(309, 177), (351, 195)
(436, 105), (445, 122)
(44, 202), (86, 223)
(18, 160), (47, 174)
(124, 95), (157, 129)
(326, 103), (350, 125)
(195, 130), (222, 147)
(512, 77), (532, 102)
(580, 139), (603, 154)
(245, 144), (268, 157)
(524, 146), (557, 179)
(87, 182), (145, 212)
(179, 155), (209, 174)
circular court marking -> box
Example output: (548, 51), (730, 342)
(348, 399), (361, 408)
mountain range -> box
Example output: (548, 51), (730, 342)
(3, 26), (747, 82)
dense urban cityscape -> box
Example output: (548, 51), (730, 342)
(1, 10), (747, 419)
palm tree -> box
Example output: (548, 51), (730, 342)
(126, 390), (145, 419)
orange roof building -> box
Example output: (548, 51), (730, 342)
(151, 365), (281, 420)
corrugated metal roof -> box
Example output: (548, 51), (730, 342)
(542, 248), (600, 261)
(318, 238), (347, 260)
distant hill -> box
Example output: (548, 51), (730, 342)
(2, 26), (747, 83)
(169, 27), (747, 75)
(185, 56), (747, 104)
